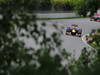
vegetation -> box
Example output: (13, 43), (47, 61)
(36, 16), (88, 20)
(39, 0), (52, 10)
(0, 0), (71, 75)
(88, 29), (100, 50)
(0, 0), (100, 75)
(74, 0), (100, 16)
(54, 0), (100, 16)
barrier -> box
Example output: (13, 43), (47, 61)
(36, 12), (79, 18)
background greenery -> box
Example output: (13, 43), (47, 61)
(0, 0), (100, 75)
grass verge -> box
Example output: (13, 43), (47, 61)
(36, 16), (88, 20)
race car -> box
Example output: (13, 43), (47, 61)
(90, 14), (100, 22)
(65, 24), (82, 37)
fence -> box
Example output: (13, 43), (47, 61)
(35, 11), (79, 18)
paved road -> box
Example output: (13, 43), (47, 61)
(20, 18), (100, 59)
(36, 18), (100, 58)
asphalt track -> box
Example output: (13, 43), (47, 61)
(37, 18), (100, 58)
(20, 18), (100, 59)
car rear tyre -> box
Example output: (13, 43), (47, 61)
(71, 32), (76, 35)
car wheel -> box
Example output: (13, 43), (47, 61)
(78, 33), (81, 37)
(90, 19), (93, 21)
(79, 35), (81, 37)
(66, 32), (68, 35)
(71, 32), (76, 35)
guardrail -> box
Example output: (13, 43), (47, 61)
(36, 12), (79, 18)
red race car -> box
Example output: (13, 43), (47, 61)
(90, 14), (100, 22)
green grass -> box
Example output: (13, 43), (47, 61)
(53, 0), (81, 4)
(53, 0), (69, 2)
(89, 43), (100, 50)
(36, 16), (88, 20)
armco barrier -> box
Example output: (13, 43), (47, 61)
(36, 12), (79, 18)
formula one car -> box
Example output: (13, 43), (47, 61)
(65, 24), (82, 37)
(90, 14), (100, 22)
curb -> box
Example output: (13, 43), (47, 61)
(81, 34), (96, 50)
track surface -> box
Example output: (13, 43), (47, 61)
(22, 18), (100, 58)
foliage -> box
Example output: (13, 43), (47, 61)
(74, 0), (100, 16)
(39, 0), (52, 10)
(88, 29), (100, 50)
(12, 48), (69, 75)
(54, 2), (74, 11)
(0, 0), (70, 75)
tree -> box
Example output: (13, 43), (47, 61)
(54, 2), (74, 11)
(0, 0), (70, 75)
(70, 47), (94, 75)
(39, 0), (52, 10)
(87, 0), (100, 16)
(74, 0), (100, 16)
